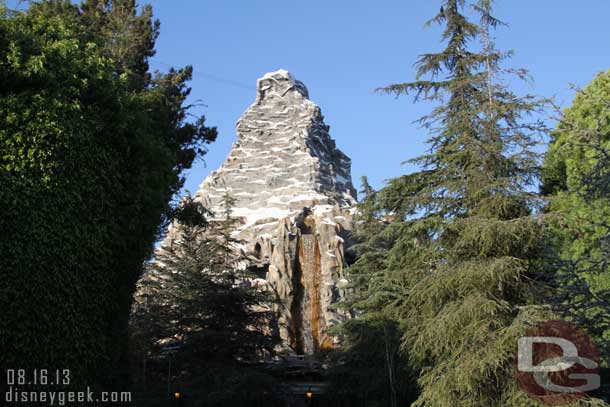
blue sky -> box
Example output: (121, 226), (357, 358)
(143, 1), (610, 197)
(16, 1), (610, 196)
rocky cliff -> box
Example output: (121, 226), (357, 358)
(170, 69), (356, 355)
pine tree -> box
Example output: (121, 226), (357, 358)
(362, 1), (590, 405)
(132, 194), (275, 368)
(81, 0), (159, 87)
(332, 178), (419, 407)
(326, 318), (418, 407)
(342, 177), (391, 311)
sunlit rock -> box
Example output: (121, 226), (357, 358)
(172, 69), (357, 354)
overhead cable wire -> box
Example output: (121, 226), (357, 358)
(149, 59), (254, 92)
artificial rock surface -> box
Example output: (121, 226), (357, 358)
(177, 69), (356, 354)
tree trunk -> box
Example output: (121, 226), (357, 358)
(383, 324), (398, 407)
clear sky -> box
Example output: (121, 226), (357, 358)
(23, 1), (610, 196)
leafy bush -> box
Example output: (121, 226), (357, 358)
(0, 1), (216, 388)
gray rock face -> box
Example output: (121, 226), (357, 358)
(191, 70), (357, 354)
(196, 69), (355, 219)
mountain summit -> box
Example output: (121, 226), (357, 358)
(185, 70), (357, 354)
(195, 69), (356, 219)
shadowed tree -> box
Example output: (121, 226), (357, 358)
(131, 195), (278, 405)
(0, 0), (216, 388)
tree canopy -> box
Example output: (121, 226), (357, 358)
(131, 195), (278, 406)
(542, 70), (610, 354)
(0, 0), (216, 387)
(343, 1), (605, 405)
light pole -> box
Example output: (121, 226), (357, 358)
(161, 345), (181, 406)
(167, 355), (172, 404)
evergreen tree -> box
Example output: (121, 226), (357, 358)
(352, 1), (603, 405)
(334, 177), (419, 406)
(326, 318), (418, 407)
(133, 194), (274, 364)
(542, 71), (610, 355)
(131, 195), (277, 405)
(81, 0), (159, 87)
(342, 177), (392, 312)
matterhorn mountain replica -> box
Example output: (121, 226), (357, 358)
(166, 69), (356, 355)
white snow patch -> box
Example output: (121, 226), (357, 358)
(231, 242), (247, 251)
(231, 206), (293, 229)
(251, 278), (269, 288)
(261, 69), (293, 81)
(267, 195), (289, 205)
(321, 217), (337, 226)
(313, 204), (334, 216)
(288, 193), (328, 204)
(337, 278), (349, 288)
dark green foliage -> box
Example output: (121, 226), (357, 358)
(80, 0), (159, 88)
(341, 177), (395, 312)
(346, 1), (590, 405)
(176, 366), (280, 407)
(0, 0), (216, 388)
(542, 71), (610, 356)
(336, 4), (610, 405)
(130, 196), (278, 405)
(333, 179), (419, 407)
(326, 318), (418, 407)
